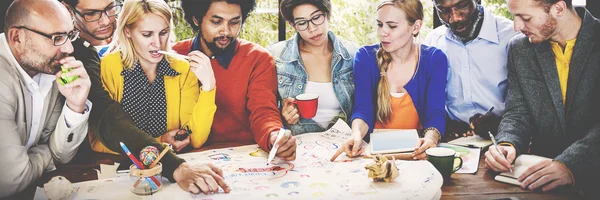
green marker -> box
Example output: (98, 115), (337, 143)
(58, 65), (79, 85)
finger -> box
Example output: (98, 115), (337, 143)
(59, 78), (88, 89)
(485, 159), (501, 172)
(525, 173), (553, 191)
(283, 98), (295, 106)
(188, 183), (200, 194)
(356, 147), (364, 156)
(211, 172), (231, 193)
(486, 151), (509, 172)
(62, 63), (88, 78)
(283, 151), (296, 161)
(414, 138), (424, 149)
(490, 146), (513, 170)
(504, 147), (517, 168)
(330, 147), (344, 162)
(289, 114), (300, 124)
(518, 159), (550, 182)
(194, 178), (210, 195)
(351, 138), (361, 155)
(200, 174), (218, 194)
(277, 137), (296, 157)
(276, 131), (292, 146)
(206, 163), (224, 177)
(59, 56), (76, 64)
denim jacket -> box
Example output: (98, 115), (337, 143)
(267, 31), (357, 135)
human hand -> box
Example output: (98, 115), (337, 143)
(484, 145), (516, 172)
(173, 162), (231, 195)
(161, 129), (190, 152)
(330, 130), (364, 161)
(188, 51), (216, 92)
(281, 98), (299, 124)
(469, 113), (501, 139)
(518, 159), (573, 192)
(56, 57), (91, 113)
(269, 129), (296, 161)
(412, 138), (437, 160)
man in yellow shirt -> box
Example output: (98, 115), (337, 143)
(484, 0), (600, 197)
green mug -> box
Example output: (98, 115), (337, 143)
(426, 147), (463, 181)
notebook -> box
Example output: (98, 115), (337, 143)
(369, 129), (419, 154)
(448, 135), (493, 148)
(494, 154), (552, 186)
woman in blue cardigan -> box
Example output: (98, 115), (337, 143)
(333, 0), (448, 161)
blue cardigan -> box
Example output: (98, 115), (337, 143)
(351, 44), (448, 137)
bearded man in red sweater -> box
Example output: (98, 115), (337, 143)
(173, 0), (296, 161)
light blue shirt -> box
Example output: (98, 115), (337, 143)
(423, 8), (520, 123)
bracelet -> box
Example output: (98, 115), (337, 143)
(422, 127), (442, 144)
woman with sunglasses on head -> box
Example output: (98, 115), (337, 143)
(89, 0), (217, 153)
(267, 0), (357, 135)
(333, 0), (448, 161)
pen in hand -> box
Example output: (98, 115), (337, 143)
(488, 131), (513, 173)
(267, 127), (286, 165)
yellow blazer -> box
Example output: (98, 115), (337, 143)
(89, 51), (216, 154)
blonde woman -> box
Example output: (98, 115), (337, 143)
(89, 0), (217, 154)
(333, 0), (448, 161)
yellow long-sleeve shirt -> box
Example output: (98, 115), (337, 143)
(89, 51), (216, 154)
(551, 38), (577, 106)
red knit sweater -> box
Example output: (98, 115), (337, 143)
(173, 38), (282, 151)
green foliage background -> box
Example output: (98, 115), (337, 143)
(167, 0), (511, 47)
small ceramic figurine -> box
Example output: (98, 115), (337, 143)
(365, 155), (400, 182)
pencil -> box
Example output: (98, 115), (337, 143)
(157, 50), (189, 60)
(120, 142), (162, 189)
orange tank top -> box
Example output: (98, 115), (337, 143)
(375, 93), (422, 129)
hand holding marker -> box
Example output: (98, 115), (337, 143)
(58, 65), (79, 85)
(267, 127), (286, 164)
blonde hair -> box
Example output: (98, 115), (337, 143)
(114, 0), (175, 69)
(375, 0), (423, 123)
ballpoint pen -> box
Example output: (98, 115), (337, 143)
(488, 132), (513, 173)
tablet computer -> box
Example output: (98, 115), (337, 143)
(370, 129), (419, 154)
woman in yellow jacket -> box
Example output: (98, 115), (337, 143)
(89, 0), (216, 154)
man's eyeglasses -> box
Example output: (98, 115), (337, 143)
(293, 13), (326, 31)
(13, 26), (79, 46)
(434, 0), (473, 15)
(73, 4), (122, 22)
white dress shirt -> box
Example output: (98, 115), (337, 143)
(423, 8), (520, 123)
(1, 34), (91, 149)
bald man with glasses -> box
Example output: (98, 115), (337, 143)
(0, 0), (92, 198)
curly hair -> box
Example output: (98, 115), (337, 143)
(279, 0), (331, 23)
(181, 0), (257, 31)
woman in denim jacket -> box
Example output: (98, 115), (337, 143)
(267, 0), (358, 135)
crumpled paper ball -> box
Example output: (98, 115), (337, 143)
(44, 176), (73, 200)
(365, 155), (400, 182)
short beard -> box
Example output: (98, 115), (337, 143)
(20, 39), (67, 75)
(531, 14), (557, 44)
(441, 5), (483, 43)
(201, 35), (236, 56)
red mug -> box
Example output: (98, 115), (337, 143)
(294, 93), (319, 119)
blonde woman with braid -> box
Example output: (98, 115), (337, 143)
(333, 0), (448, 161)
